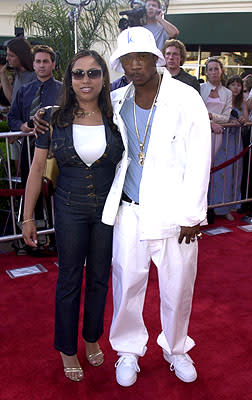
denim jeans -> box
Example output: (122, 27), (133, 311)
(54, 186), (113, 355)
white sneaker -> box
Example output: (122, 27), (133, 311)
(163, 351), (197, 383)
(115, 353), (140, 387)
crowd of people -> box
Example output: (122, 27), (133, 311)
(0, 0), (252, 388)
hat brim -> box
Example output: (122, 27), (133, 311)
(110, 48), (165, 73)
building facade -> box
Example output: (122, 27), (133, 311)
(166, 0), (252, 79)
(0, 1), (252, 79)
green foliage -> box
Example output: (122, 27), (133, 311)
(15, 0), (125, 78)
(0, 140), (8, 179)
(0, 121), (10, 133)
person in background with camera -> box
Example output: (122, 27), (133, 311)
(0, 37), (36, 173)
(0, 37), (35, 104)
(0, 72), (13, 121)
(144, 0), (179, 50)
(22, 49), (124, 382)
(162, 39), (200, 93)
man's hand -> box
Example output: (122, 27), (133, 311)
(34, 108), (49, 135)
(8, 135), (20, 144)
(20, 122), (34, 134)
(8, 123), (33, 144)
(178, 224), (201, 244)
(155, 9), (164, 22)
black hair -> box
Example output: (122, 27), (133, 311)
(227, 75), (244, 110)
(52, 49), (119, 135)
(7, 38), (33, 71)
(32, 45), (56, 62)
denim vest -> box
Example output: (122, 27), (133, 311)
(38, 115), (124, 206)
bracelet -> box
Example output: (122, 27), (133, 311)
(22, 218), (35, 226)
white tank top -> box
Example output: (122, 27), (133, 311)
(73, 124), (106, 167)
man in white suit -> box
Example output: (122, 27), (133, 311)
(105, 27), (211, 387)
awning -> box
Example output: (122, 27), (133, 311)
(0, 36), (14, 46)
(166, 12), (252, 46)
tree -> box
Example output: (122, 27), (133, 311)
(15, 0), (126, 77)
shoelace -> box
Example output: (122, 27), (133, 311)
(169, 354), (193, 372)
(115, 354), (140, 372)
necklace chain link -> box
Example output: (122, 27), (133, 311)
(133, 74), (161, 167)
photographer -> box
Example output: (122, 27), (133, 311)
(144, 0), (179, 50)
(0, 63), (12, 105)
(0, 38), (36, 173)
(0, 38), (35, 104)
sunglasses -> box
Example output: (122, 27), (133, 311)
(120, 53), (152, 66)
(71, 68), (102, 80)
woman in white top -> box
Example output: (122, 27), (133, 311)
(201, 58), (234, 220)
(201, 58), (232, 123)
(22, 50), (124, 381)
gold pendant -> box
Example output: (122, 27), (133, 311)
(138, 151), (145, 166)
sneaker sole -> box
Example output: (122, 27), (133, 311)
(116, 374), (137, 387)
(174, 370), (197, 383)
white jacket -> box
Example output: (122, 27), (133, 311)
(102, 69), (211, 240)
(200, 81), (232, 123)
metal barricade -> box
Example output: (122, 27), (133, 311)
(0, 131), (54, 243)
(1, 122), (252, 244)
(208, 122), (252, 210)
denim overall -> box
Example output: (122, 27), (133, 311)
(39, 117), (123, 355)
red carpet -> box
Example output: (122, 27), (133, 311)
(0, 213), (251, 400)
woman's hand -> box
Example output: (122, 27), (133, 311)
(211, 121), (223, 134)
(238, 115), (246, 125)
(22, 220), (38, 248)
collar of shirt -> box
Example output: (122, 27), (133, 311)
(35, 76), (54, 88)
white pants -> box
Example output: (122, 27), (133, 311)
(110, 201), (198, 357)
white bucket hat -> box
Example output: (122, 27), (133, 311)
(110, 27), (165, 72)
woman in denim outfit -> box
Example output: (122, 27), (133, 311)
(22, 50), (124, 381)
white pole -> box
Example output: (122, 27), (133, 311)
(74, 7), (78, 53)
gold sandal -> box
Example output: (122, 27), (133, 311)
(86, 348), (104, 367)
(60, 352), (84, 382)
(63, 366), (84, 382)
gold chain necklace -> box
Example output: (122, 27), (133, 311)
(133, 74), (161, 166)
(75, 109), (100, 118)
